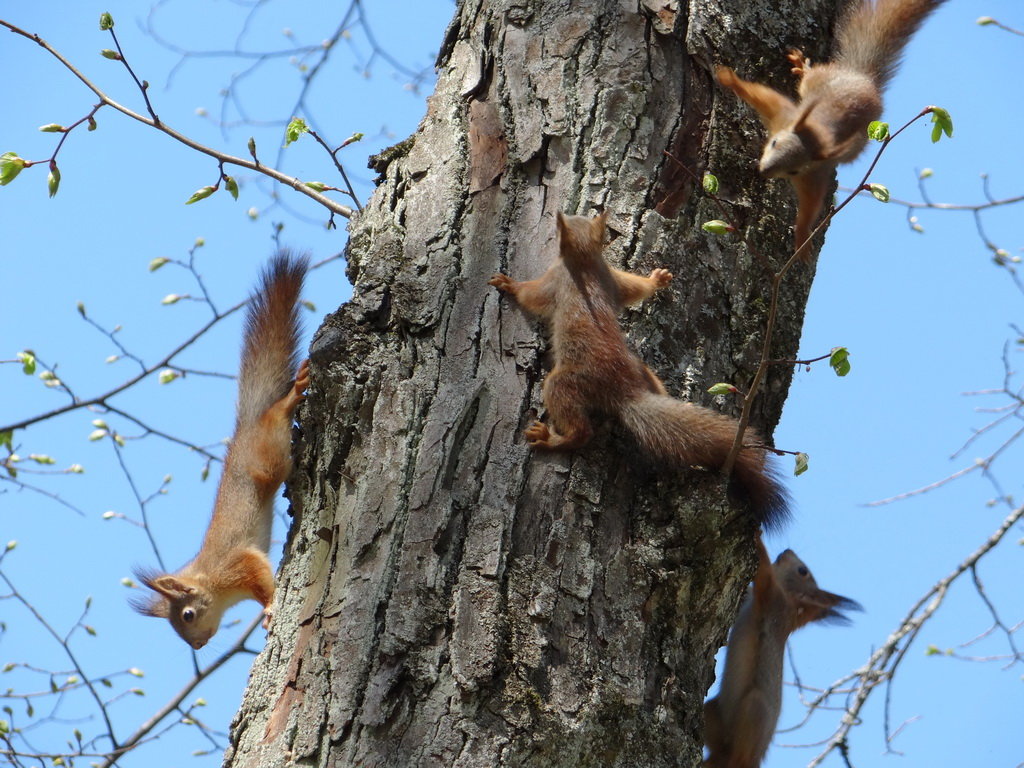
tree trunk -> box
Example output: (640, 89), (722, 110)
(225, 1), (840, 766)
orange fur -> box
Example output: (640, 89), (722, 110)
(133, 252), (309, 649)
(717, 0), (946, 261)
(703, 538), (860, 767)
(491, 211), (788, 530)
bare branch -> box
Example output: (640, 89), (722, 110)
(0, 19), (353, 219)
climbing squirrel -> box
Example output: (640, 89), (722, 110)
(132, 252), (309, 649)
(703, 537), (860, 768)
(717, 0), (947, 260)
(489, 211), (788, 530)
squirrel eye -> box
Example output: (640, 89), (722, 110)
(770, 138), (778, 148)
(797, 566), (809, 577)
(182, 608), (195, 623)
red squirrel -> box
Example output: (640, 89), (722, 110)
(132, 252), (309, 649)
(717, 0), (947, 260)
(703, 537), (860, 768)
(489, 211), (788, 530)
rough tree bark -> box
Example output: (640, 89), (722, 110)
(224, 1), (842, 766)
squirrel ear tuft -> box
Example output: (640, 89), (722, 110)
(130, 593), (170, 618)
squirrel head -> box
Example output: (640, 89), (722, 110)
(556, 211), (608, 265)
(132, 569), (222, 650)
(772, 549), (861, 633)
(759, 130), (817, 178)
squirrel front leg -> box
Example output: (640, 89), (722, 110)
(716, 67), (797, 134)
(791, 164), (834, 263)
(489, 273), (554, 317)
(612, 267), (673, 306)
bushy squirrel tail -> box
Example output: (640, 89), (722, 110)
(837, 0), (946, 89)
(236, 251), (308, 428)
(619, 393), (790, 531)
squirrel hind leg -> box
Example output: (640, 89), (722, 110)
(528, 371), (595, 451)
(524, 418), (593, 451)
(723, 689), (774, 768)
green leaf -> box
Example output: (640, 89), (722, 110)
(868, 183), (890, 203)
(161, 293), (182, 305)
(38, 124), (65, 133)
(701, 219), (731, 235)
(0, 152), (27, 186)
(829, 346), (851, 377)
(929, 107), (954, 142)
(185, 185), (216, 205)
(702, 172), (719, 195)
(707, 382), (737, 396)
(867, 121), (889, 141)
(99, 12), (115, 30)
(87, 116), (98, 131)
(0, 430), (11, 452)
(158, 369), (179, 384)
(17, 352), (36, 375)
(47, 165), (61, 198)
(100, 49), (121, 60)
(976, 16), (995, 25)
(148, 257), (169, 272)
(284, 117), (309, 147)
(28, 454), (56, 465)
(794, 452), (809, 476)
(925, 644), (941, 656)
(304, 181), (327, 193)
(224, 175), (239, 200)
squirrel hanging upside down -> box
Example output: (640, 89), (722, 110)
(490, 211), (788, 530)
(132, 252), (309, 649)
(703, 537), (860, 768)
(717, 0), (947, 261)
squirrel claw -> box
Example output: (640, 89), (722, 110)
(261, 607), (273, 631)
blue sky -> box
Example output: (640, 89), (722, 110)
(1, 2), (1021, 767)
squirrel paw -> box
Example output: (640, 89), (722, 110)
(650, 268), (673, 288)
(489, 273), (515, 294)
(261, 607), (274, 631)
(282, 359), (310, 411)
(524, 420), (551, 447)
(294, 359), (310, 396)
(787, 48), (809, 77)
